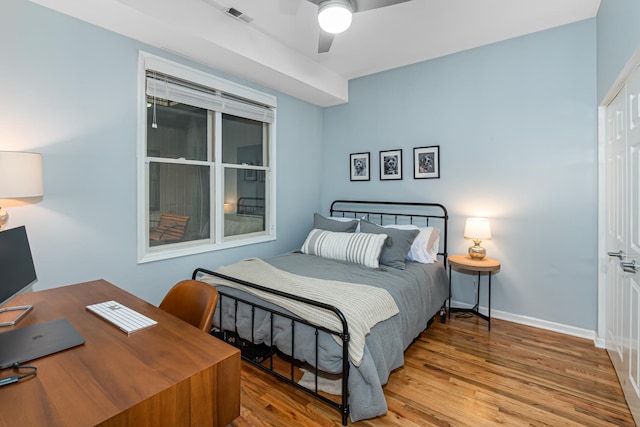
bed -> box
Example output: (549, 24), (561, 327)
(193, 200), (449, 424)
(224, 197), (265, 237)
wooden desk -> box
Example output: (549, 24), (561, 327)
(0, 280), (240, 427)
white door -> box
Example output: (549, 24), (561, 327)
(605, 85), (626, 361)
(605, 64), (640, 423)
(626, 66), (640, 403)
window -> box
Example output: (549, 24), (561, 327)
(137, 53), (276, 263)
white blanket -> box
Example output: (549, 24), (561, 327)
(202, 257), (399, 366)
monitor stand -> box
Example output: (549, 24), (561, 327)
(0, 305), (34, 327)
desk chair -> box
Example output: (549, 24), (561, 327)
(149, 214), (190, 243)
(159, 280), (218, 333)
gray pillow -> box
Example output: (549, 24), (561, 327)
(313, 213), (358, 233)
(359, 220), (419, 269)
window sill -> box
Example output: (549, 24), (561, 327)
(137, 234), (276, 264)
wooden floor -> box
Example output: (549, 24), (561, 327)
(229, 316), (636, 426)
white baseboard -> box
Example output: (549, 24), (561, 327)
(449, 300), (602, 347)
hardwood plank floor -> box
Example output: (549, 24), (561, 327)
(229, 316), (635, 426)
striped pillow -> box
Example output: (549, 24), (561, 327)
(301, 229), (388, 269)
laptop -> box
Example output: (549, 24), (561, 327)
(0, 318), (85, 369)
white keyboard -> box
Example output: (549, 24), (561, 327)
(86, 301), (157, 334)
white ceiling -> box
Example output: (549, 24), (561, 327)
(29, 0), (601, 106)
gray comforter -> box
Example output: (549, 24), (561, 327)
(201, 252), (448, 422)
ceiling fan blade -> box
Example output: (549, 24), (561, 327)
(318, 30), (335, 53)
(352, 0), (410, 13)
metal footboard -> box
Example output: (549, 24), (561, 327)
(192, 267), (351, 425)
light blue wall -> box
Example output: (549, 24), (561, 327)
(0, 0), (606, 331)
(0, 0), (323, 305)
(596, 0), (640, 102)
(322, 20), (598, 330)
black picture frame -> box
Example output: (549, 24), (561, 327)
(244, 169), (257, 181)
(413, 146), (440, 179)
(350, 152), (370, 181)
(380, 149), (402, 181)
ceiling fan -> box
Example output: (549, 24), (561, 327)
(306, 0), (411, 53)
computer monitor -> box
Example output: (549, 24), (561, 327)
(0, 226), (38, 326)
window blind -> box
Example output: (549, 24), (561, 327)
(146, 72), (274, 124)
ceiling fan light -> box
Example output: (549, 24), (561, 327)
(318, 0), (353, 34)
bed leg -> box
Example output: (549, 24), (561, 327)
(440, 306), (447, 324)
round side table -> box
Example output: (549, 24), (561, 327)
(447, 254), (501, 330)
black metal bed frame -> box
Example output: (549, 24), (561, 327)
(236, 196), (265, 216)
(237, 196), (266, 228)
(192, 267), (351, 424)
(192, 200), (448, 426)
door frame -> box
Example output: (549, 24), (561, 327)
(597, 46), (640, 347)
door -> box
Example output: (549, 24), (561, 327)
(605, 85), (626, 361)
(605, 64), (640, 423)
(626, 66), (640, 402)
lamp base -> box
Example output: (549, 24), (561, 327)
(468, 243), (486, 260)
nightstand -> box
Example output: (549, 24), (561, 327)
(447, 254), (501, 330)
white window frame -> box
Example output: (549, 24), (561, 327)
(136, 52), (277, 263)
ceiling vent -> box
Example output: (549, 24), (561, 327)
(226, 7), (253, 23)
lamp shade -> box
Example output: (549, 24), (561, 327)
(318, 0), (353, 34)
(0, 152), (44, 198)
(464, 217), (491, 240)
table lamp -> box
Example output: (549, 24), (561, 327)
(464, 217), (491, 260)
(0, 152), (44, 230)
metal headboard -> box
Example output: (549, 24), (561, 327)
(237, 197), (265, 215)
(329, 200), (448, 266)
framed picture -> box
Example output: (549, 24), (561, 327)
(244, 169), (256, 181)
(380, 149), (402, 180)
(413, 145), (440, 179)
(350, 152), (370, 181)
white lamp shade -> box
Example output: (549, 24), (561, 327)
(0, 152), (44, 198)
(464, 217), (491, 240)
(318, 0), (353, 34)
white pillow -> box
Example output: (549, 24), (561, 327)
(383, 224), (440, 264)
(301, 229), (387, 268)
